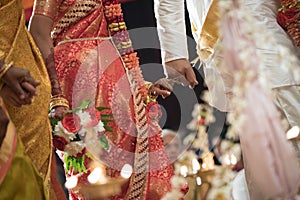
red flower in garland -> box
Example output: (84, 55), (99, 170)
(53, 136), (68, 151)
(197, 117), (206, 125)
(62, 113), (81, 133)
(146, 102), (162, 121)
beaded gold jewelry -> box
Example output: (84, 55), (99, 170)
(0, 61), (13, 79)
(50, 94), (70, 110)
(144, 81), (158, 105)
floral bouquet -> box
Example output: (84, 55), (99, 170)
(50, 100), (113, 174)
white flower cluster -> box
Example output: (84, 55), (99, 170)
(64, 141), (85, 157)
(186, 103), (215, 152)
(219, 140), (242, 165)
(161, 175), (186, 200)
(53, 109), (106, 156)
(54, 121), (77, 142)
(219, 0), (300, 140)
(207, 167), (237, 200)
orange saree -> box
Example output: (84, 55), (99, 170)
(34, 0), (173, 199)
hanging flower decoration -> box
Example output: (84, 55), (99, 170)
(102, 0), (148, 99)
(50, 100), (113, 174)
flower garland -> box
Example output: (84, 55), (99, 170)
(102, 0), (147, 99)
(277, 0), (300, 47)
(50, 100), (113, 173)
(102, 1), (159, 198)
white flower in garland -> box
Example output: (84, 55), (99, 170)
(54, 121), (77, 142)
(64, 141), (85, 157)
(161, 190), (184, 200)
(77, 110), (92, 127)
(170, 176), (186, 189)
(93, 120), (105, 133)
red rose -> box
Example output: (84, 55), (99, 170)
(84, 108), (101, 127)
(62, 113), (81, 133)
(53, 136), (68, 151)
(146, 102), (162, 121)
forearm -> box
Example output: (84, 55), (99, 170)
(154, 0), (189, 64)
(29, 15), (62, 96)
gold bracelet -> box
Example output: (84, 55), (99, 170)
(144, 81), (158, 105)
(144, 81), (152, 91)
(50, 95), (70, 110)
(0, 61), (13, 79)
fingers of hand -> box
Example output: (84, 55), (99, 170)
(151, 86), (171, 99)
(24, 75), (40, 87)
(21, 81), (38, 96)
(185, 67), (198, 88)
(155, 78), (174, 91)
(49, 106), (68, 119)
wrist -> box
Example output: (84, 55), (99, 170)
(50, 94), (69, 110)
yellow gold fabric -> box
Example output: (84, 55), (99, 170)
(0, 135), (48, 200)
(197, 0), (220, 60)
(0, 0), (52, 196)
(0, 100), (47, 199)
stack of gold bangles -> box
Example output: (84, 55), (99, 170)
(144, 81), (158, 105)
(50, 94), (70, 111)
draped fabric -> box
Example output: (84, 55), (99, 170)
(221, 2), (300, 199)
(34, 0), (173, 199)
(0, 99), (47, 200)
(0, 0), (52, 196)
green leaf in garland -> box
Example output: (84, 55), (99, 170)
(104, 124), (113, 133)
(101, 114), (114, 118)
(78, 100), (92, 110)
(49, 117), (61, 130)
(66, 100), (92, 114)
(102, 119), (114, 123)
(96, 107), (110, 112)
(64, 155), (87, 173)
(100, 134), (110, 151)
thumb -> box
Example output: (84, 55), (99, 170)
(185, 67), (198, 88)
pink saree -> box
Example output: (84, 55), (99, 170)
(34, 0), (173, 199)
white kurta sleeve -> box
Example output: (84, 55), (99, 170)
(154, 0), (189, 64)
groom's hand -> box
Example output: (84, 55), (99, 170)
(164, 58), (198, 88)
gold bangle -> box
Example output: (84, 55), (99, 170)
(0, 61), (13, 79)
(50, 95), (70, 110)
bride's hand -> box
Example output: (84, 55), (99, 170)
(48, 106), (69, 119)
(148, 81), (172, 99)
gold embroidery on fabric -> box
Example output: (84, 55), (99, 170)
(52, 0), (100, 40)
(197, 0), (220, 60)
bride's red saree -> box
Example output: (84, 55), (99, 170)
(34, 0), (173, 199)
